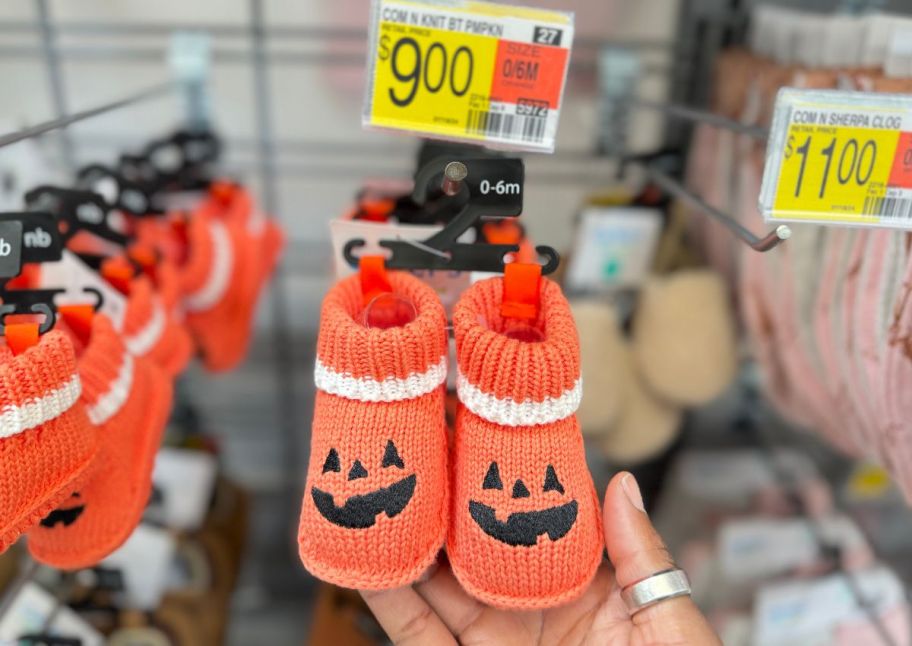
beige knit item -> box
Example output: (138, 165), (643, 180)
(570, 300), (625, 437)
(632, 270), (736, 406)
(601, 346), (682, 464)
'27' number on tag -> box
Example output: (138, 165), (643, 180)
(378, 35), (474, 107)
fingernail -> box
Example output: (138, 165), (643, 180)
(621, 473), (646, 513)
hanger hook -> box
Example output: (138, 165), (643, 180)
(0, 302), (55, 337)
(343, 238), (366, 269)
(535, 246), (560, 275)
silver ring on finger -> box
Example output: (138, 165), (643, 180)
(621, 569), (692, 615)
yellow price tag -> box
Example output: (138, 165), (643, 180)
(372, 24), (497, 136)
(363, 0), (574, 152)
(773, 124), (899, 224)
(761, 91), (912, 228)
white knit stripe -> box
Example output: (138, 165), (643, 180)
(184, 219), (234, 312)
(457, 372), (582, 427)
(315, 355), (447, 402)
(124, 300), (165, 357)
(86, 353), (135, 426)
(0, 374), (82, 439)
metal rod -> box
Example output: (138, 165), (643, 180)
(249, 0), (300, 504)
(0, 45), (674, 74)
(632, 98), (769, 140)
(35, 0), (74, 170)
(0, 45), (365, 66)
(0, 19), (682, 51)
(0, 82), (174, 150)
(645, 164), (790, 252)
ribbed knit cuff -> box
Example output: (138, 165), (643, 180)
(181, 216), (234, 312)
(123, 277), (166, 357)
(453, 276), (581, 426)
(78, 315), (134, 426)
(315, 272), (447, 402)
(0, 331), (82, 438)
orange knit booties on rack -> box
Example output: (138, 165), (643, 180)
(298, 271), (449, 589)
(112, 269), (192, 378)
(449, 275), (603, 609)
(0, 328), (98, 553)
(27, 309), (172, 568)
(179, 211), (260, 373)
(181, 183), (284, 373)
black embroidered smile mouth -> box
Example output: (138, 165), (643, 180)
(312, 474), (416, 529)
(40, 505), (86, 528)
(469, 500), (578, 546)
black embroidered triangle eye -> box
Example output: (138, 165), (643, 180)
(322, 448), (341, 473)
(483, 462), (503, 490)
(512, 479), (531, 499)
(348, 460), (368, 481)
(382, 440), (405, 468)
(543, 465), (564, 494)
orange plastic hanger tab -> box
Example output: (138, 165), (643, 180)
(101, 256), (135, 295)
(501, 262), (541, 320)
(6, 322), (40, 355)
(58, 304), (95, 343)
(482, 220), (522, 245)
(359, 255), (392, 307)
(210, 180), (237, 205)
(359, 198), (395, 222)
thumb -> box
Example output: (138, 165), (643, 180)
(603, 472), (720, 643)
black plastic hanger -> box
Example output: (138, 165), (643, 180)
(0, 211), (101, 335)
(24, 186), (129, 246)
(76, 164), (153, 216)
(141, 129), (221, 192)
(344, 157), (559, 274)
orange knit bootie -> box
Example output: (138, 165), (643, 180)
(118, 274), (192, 378)
(0, 329), (98, 553)
(180, 211), (259, 373)
(27, 310), (172, 568)
(298, 272), (449, 589)
(449, 275), (603, 609)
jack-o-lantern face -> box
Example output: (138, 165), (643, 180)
(40, 492), (85, 528)
(311, 440), (416, 529)
(469, 462), (577, 547)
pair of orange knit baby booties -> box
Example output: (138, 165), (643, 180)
(298, 269), (603, 609)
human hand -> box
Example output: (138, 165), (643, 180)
(361, 471), (721, 645)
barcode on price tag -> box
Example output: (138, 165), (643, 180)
(363, 0), (574, 153)
(760, 88), (912, 229)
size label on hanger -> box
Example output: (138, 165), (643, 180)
(761, 89), (912, 229)
(363, 0), (574, 153)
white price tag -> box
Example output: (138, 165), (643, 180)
(102, 524), (177, 611)
(565, 207), (661, 292)
(0, 582), (104, 644)
(719, 515), (867, 583)
(145, 448), (218, 532)
(363, 0), (574, 152)
(752, 566), (906, 646)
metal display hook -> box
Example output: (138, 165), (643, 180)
(645, 164), (791, 252)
